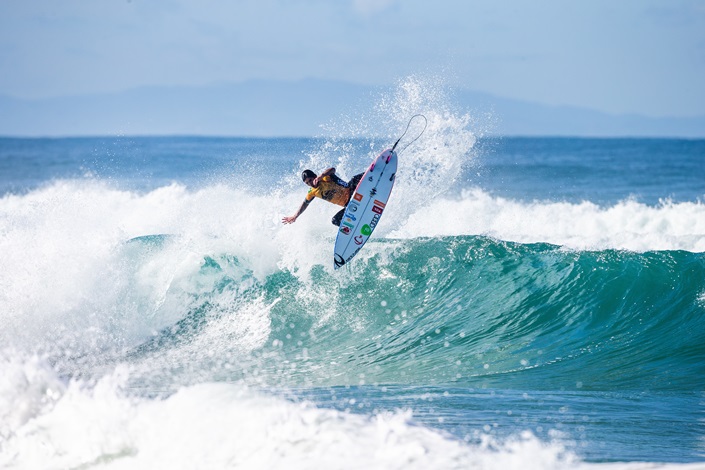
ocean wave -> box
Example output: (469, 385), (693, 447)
(117, 236), (705, 393)
(1, 182), (704, 392)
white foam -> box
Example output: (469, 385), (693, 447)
(0, 180), (304, 358)
(0, 353), (66, 442)
(0, 360), (583, 470)
(3, 362), (701, 470)
(387, 189), (705, 253)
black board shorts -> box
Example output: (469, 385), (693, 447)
(331, 173), (364, 226)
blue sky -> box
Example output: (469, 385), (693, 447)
(1, 0), (704, 118)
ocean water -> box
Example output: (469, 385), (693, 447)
(1, 80), (705, 469)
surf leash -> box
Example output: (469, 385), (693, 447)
(391, 114), (428, 154)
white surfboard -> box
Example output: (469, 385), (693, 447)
(333, 149), (397, 269)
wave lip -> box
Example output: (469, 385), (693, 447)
(389, 189), (705, 253)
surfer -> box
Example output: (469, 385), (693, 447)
(282, 168), (363, 226)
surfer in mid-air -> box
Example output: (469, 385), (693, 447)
(282, 168), (363, 226)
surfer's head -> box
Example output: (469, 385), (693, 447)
(301, 169), (316, 186)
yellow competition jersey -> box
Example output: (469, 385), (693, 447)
(305, 175), (351, 207)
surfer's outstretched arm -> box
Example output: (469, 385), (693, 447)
(282, 199), (311, 224)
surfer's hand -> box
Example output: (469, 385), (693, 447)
(282, 215), (297, 224)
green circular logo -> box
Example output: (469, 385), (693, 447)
(361, 224), (372, 236)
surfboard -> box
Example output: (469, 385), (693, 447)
(333, 149), (397, 269)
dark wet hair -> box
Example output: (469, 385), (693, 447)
(301, 169), (316, 182)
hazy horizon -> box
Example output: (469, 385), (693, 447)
(1, 77), (704, 138)
(1, 1), (704, 137)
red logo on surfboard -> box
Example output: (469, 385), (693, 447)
(371, 199), (385, 215)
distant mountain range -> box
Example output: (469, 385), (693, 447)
(1, 79), (703, 138)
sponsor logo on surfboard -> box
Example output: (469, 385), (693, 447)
(360, 214), (380, 236)
(345, 211), (357, 221)
(360, 214), (380, 237)
(354, 235), (364, 245)
(370, 213), (380, 228)
(334, 254), (346, 268)
(371, 199), (385, 215)
(340, 219), (355, 235)
(348, 202), (359, 212)
(353, 193), (363, 202)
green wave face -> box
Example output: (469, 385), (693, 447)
(128, 236), (705, 393)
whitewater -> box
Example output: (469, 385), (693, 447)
(1, 79), (704, 469)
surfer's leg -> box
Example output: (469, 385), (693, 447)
(348, 173), (363, 190)
(331, 208), (345, 226)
